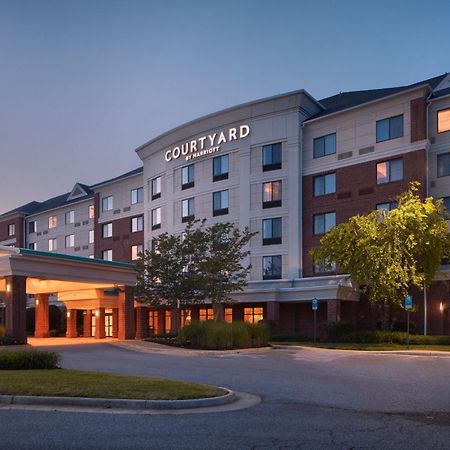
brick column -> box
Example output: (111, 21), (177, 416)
(4, 275), (27, 344)
(94, 308), (106, 339)
(112, 308), (119, 338)
(266, 301), (280, 333)
(170, 308), (181, 334)
(66, 309), (78, 338)
(83, 310), (92, 337)
(156, 309), (165, 335)
(327, 300), (341, 323)
(118, 286), (135, 340)
(135, 306), (149, 339)
(34, 294), (50, 338)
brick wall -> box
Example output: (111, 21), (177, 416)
(0, 215), (25, 247)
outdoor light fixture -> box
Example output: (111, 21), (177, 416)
(6, 284), (11, 293)
(67, 311), (71, 318)
(95, 310), (100, 317)
(36, 299), (39, 306)
(440, 302), (444, 312)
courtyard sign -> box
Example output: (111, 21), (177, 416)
(164, 124), (250, 162)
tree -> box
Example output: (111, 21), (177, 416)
(135, 220), (256, 321)
(311, 182), (450, 326)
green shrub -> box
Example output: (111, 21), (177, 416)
(0, 336), (20, 346)
(339, 331), (450, 345)
(0, 350), (60, 369)
(178, 320), (269, 350)
(0, 325), (5, 338)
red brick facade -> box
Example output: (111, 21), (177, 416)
(302, 149), (427, 277)
(0, 215), (25, 247)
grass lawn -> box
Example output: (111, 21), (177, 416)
(0, 370), (226, 400)
(270, 342), (450, 352)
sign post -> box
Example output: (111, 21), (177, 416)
(404, 295), (413, 349)
(312, 297), (318, 344)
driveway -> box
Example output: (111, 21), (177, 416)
(1, 340), (450, 449)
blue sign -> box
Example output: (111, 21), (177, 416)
(405, 295), (413, 310)
(312, 298), (318, 311)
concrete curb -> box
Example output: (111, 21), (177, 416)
(0, 388), (236, 410)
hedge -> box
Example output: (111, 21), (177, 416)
(0, 350), (60, 370)
(339, 331), (450, 345)
(178, 320), (269, 350)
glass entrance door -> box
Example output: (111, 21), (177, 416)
(105, 312), (113, 337)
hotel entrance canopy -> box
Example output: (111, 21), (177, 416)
(0, 246), (137, 343)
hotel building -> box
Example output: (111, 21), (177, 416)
(1, 72), (450, 340)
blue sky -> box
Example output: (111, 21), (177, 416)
(1, 0), (449, 212)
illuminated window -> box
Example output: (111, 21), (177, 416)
(262, 218), (282, 245)
(28, 242), (36, 250)
(313, 133), (336, 158)
(152, 177), (162, 200)
(224, 308), (233, 323)
(152, 207), (161, 230)
(314, 173), (336, 196)
(102, 249), (112, 261)
(65, 234), (75, 248)
(89, 230), (94, 244)
(89, 205), (95, 219)
(244, 307), (264, 323)
(165, 310), (171, 333)
(313, 212), (336, 235)
(131, 244), (143, 261)
(181, 164), (194, 190)
(199, 308), (214, 321)
(131, 187), (144, 205)
(181, 309), (192, 326)
(65, 210), (75, 224)
(102, 196), (113, 212)
(131, 216), (144, 232)
(437, 109), (450, 134)
(213, 154), (229, 181)
(376, 159), (403, 184)
(182, 198), (195, 222)
(437, 153), (450, 177)
(376, 115), (403, 142)
(48, 215), (57, 229)
(213, 190), (229, 216)
(7, 223), (15, 236)
(48, 238), (57, 252)
(262, 142), (282, 171)
(262, 181), (282, 208)
(102, 223), (112, 238)
(149, 310), (157, 335)
(263, 255), (282, 280)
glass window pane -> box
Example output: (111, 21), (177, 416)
(222, 190), (228, 208)
(273, 182), (281, 200)
(390, 159), (403, 181)
(438, 109), (450, 133)
(390, 115), (403, 139)
(213, 192), (220, 210)
(442, 197), (450, 212)
(376, 119), (390, 142)
(273, 218), (282, 237)
(314, 215), (324, 234)
(263, 219), (272, 238)
(325, 173), (336, 194)
(376, 162), (389, 184)
(324, 134), (336, 155)
(325, 212), (336, 232)
(262, 145), (272, 165)
(263, 183), (272, 202)
(272, 143), (282, 163)
(438, 153), (450, 177)
(314, 176), (325, 196)
(313, 137), (325, 158)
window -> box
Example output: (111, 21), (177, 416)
(262, 142), (282, 171)
(262, 218), (282, 245)
(262, 181), (282, 208)
(131, 244), (143, 261)
(199, 308), (214, 321)
(131, 187), (144, 205)
(181, 164), (194, 190)
(314, 260), (336, 273)
(376, 115), (403, 142)
(213, 154), (229, 181)
(376, 202), (397, 212)
(313, 133), (336, 158)
(164, 310), (171, 333)
(28, 221), (36, 234)
(65, 210), (75, 224)
(102, 223), (112, 238)
(181, 309), (192, 327)
(152, 207), (161, 230)
(213, 190), (229, 216)
(151, 177), (162, 200)
(102, 249), (112, 261)
(7, 223), (15, 236)
(314, 173), (336, 196)
(48, 215), (57, 229)
(65, 234), (75, 248)
(102, 196), (113, 212)
(437, 153), (450, 177)
(149, 310), (157, 335)
(244, 307), (264, 323)
(263, 255), (282, 280)
(131, 216), (144, 233)
(438, 109), (450, 134)
(28, 243), (36, 250)
(89, 230), (95, 244)
(224, 307), (233, 323)
(376, 158), (403, 184)
(48, 238), (57, 252)
(182, 198), (195, 222)
(442, 197), (450, 213)
(89, 205), (95, 219)
(313, 212), (336, 235)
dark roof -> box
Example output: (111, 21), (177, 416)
(432, 86), (450, 99)
(308, 73), (448, 121)
(91, 167), (143, 188)
(0, 201), (41, 217)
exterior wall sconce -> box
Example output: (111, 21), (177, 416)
(95, 310), (100, 317)
(6, 284), (11, 293)
(67, 311), (71, 318)
(36, 299), (39, 306)
(439, 302), (444, 312)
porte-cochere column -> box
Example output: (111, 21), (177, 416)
(118, 286), (135, 340)
(4, 275), (27, 344)
(34, 293), (50, 338)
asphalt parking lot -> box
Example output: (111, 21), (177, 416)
(1, 341), (450, 449)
